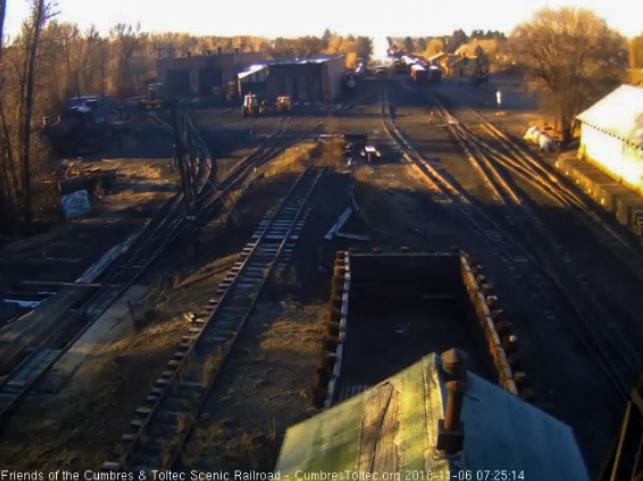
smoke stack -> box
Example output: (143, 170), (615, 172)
(437, 380), (465, 454)
(444, 381), (464, 431)
(440, 348), (469, 381)
(436, 348), (467, 455)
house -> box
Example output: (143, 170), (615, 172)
(276, 352), (589, 480)
(428, 52), (474, 77)
(576, 84), (643, 193)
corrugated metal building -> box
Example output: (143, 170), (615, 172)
(238, 55), (345, 103)
(577, 85), (643, 194)
(157, 51), (263, 98)
(276, 353), (590, 480)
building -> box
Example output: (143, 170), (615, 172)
(276, 353), (589, 480)
(576, 85), (643, 193)
(237, 55), (345, 103)
(156, 51), (263, 98)
(428, 52), (463, 76)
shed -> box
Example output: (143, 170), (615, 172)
(576, 84), (643, 193)
(157, 51), (263, 98)
(276, 353), (589, 480)
(237, 55), (345, 103)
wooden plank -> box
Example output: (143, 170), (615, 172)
(20, 280), (103, 288)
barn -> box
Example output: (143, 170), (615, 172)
(237, 55), (345, 103)
(576, 85), (643, 194)
(157, 50), (263, 98)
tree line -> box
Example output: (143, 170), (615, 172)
(391, 29), (507, 56)
(0, 4), (373, 230)
(0, 2), (637, 232)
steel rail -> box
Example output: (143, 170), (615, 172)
(103, 166), (325, 471)
(381, 88), (637, 402)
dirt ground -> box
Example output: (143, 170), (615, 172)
(0, 140), (330, 471)
(0, 79), (638, 477)
(180, 143), (353, 471)
(0, 115), (180, 325)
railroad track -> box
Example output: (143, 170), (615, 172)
(195, 116), (294, 222)
(0, 116), (295, 428)
(381, 88), (642, 404)
(431, 97), (643, 401)
(441, 100), (643, 276)
(103, 166), (325, 472)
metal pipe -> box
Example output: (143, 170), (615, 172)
(444, 380), (465, 432)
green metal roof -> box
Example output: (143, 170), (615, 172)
(276, 354), (589, 480)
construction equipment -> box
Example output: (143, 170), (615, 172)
(276, 96), (292, 113)
(241, 94), (265, 117)
(141, 83), (165, 110)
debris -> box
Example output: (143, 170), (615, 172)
(334, 232), (371, 241)
(60, 189), (91, 219)
(523, 125), (557, 151)
(360, 145), (382, 162)
(324, 208), (353, 241)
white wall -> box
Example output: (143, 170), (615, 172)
(580, 123), (643, 193)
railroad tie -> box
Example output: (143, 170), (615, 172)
(101, 462), (122, 471)
(129, 418), (144, 429)
(135, 406), (153, 416)
(120, 434), (136, 443)
(154, 378), (170, 387)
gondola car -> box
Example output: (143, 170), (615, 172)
(428, 64), (442, 84)
(410, 64), (428, 83)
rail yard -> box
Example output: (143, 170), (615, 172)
(0, 45), (642, 481)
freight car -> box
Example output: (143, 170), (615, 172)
(410, 64), (428, 83)
(428, 64), (442, 84)
(375, 66), (389, 80)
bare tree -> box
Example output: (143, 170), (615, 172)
(19, 0), (55, 229)
(110, 22), (139, 97)
(510, 7), (624, 141)
(0, 0), (5, 61)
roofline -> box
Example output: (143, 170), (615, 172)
(577, 118), (643, 150)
